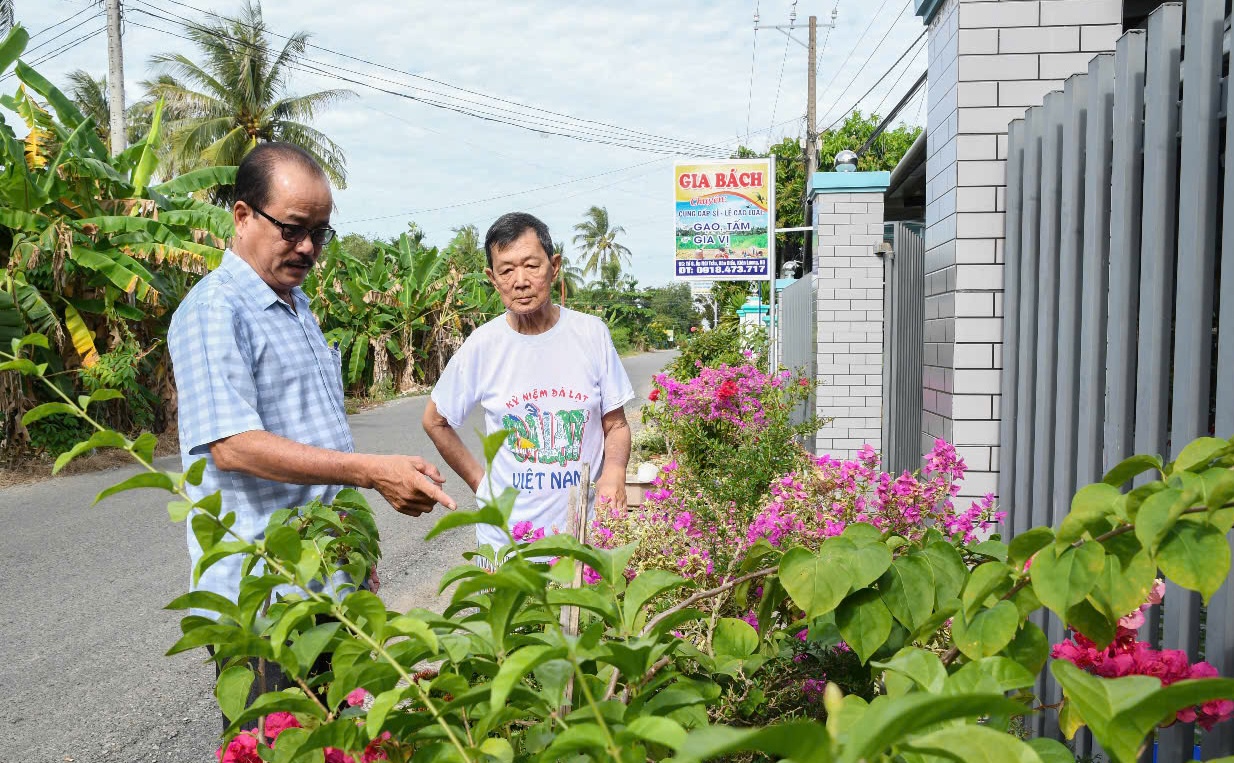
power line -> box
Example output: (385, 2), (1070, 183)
(814, 0), (894, 110)
(743, 0), (760, 146)
(764, 5), (795, 150)
(873, 37), (927, 116)
(127, 12), (725, 159)
(823, 29), (925, 133)
(27, 4), (96, 42)
(1, 25), (105, 83)
(815, 0), (842, 71)
(818, 0), (914, 127)
(129, 0), (728, 157)
(19, 8), (102, 58)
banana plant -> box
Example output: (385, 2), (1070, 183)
(0, 25), (236, 450)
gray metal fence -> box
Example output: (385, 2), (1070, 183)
(881, 222), (924, 476)
(1001, 3), (1233, 759)
(777, 275), (816, 428)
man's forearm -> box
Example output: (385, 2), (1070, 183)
(599, 411), (631, 481)
(210, 430), (375, 488)
(425, 422), (485, 493)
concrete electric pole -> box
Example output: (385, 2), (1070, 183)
(106, 0), (126, 156)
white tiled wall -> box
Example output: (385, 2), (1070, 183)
(921, 0), (1120, 499)
(814, 191), (886, 458)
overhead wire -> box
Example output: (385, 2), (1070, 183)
(818, 0), (914, 127)
(743, 0), (760, 146)
(873, 36), (927, 116)
(26, 4), (96, 42)
(764, 3), (795, 150)
(1, 25), (106, 83)
(18, 7), (103, 59)
(822, 29), (926, 133)
(128, 0), (728, 157)
(814, 0), (894, 112)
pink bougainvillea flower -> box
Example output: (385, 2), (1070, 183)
(362, 732), (393, 763)
(264, 711), (301, 739)
(217, 732), (262, 763)
(1147, 578), (1166, 605)
(511, 521), (534, 541)
(582, 565), (602, 585)
(346, 688), (370, 707)
(324, 748), (356, 763)
(648, 388), (661, 402)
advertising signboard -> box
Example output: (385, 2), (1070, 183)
(673, 157), (775, 281)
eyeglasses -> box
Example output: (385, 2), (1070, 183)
(251, 205), (337, 247)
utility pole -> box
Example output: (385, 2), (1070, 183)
(804, 15), (817, 274)
(106, 0), (126, 156)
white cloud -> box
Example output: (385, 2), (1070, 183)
(13, 0), (926, 285)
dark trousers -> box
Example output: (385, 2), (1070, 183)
(207, 645), (332, 733)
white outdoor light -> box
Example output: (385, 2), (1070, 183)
(835, 149), (858, 172)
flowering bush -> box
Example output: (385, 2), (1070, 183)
(1052, 580), (1234, 731)
(5, 333), (1233, 763)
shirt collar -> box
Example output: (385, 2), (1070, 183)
(221, 249), (308, 311)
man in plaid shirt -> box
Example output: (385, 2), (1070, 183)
(168, 143), (455, 717)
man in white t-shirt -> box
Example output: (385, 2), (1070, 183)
(423, 212), (635, 553)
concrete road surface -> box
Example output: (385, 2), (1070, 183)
(0, 351), (674, 762)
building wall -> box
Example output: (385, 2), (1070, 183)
(919, 0), (1121, 499)
(812, 177), (889, 458)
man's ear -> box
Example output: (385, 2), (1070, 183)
(550, 253), (562, 277)
(484, 267), (497, 288)
(233, 200), (252, 230)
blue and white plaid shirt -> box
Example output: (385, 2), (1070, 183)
(168, 250), (354, 606)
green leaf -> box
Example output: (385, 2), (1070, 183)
(87, 388), (125, 406)
(151, 165), (237, 196)
(922, 541), (967, 606)
(20, 402), (78, 426)
(492, 644), (563, 708)
(1027, 737), (1078, 763)
(0, 27), (30, 73)
(961, 561), (1013, 618)
(780, 546), (853, 620)
(482, 427), (511, 465)
(840, 693), (1027, 763)
(620, 716), (687, 751)
(623, 569), (689, 628)
(478, 737), (514, 763)
(1172, 437), (1231, 473)
(167, 500), (193, 522)
(1088, 551), (1154, 624)
(94, 471), (176, 504)
(836, 589), (892, 663)
(53, 429), (127, 473)
(543, 724), (611, 756)
(1134, 487), (1190, 555)
(903, 724), (1041, 763)
(971, 539), (1009, 561)
(1065, 599), (1116, 649)
(263, 525), (303, 565)
(131, 432), (158, 465)
(1003, 621), (1049, 674)
(843, 540), (893, 591)
(1199, 467), (1234, 511)
(870, 646), (946, 694)
(425, 504), (508, 541)
(713, 618), (759, 661)
(1155, 521), (1231, 603)
(343, 591), (387, 643)
(951, 600), (1019, 660)
(290, 621), (341, 677)
(877, 552), (934, 631)
(365, 686), (405, 737)
(215, 665), (254, 724)
(1103, 454), (1163, 486)
(1058, 483), (1122, 544)
(674, 721), (833, 763)
(1030, 542), (1104, 617)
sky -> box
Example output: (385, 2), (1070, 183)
(15, 0), (927, 286)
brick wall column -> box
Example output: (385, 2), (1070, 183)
(916, 0), (1121, 499)
(810, 171), (891, 459)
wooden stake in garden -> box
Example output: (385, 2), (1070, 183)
(559, 463), (590, 713)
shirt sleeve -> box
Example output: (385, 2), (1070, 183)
(430, 338), (478, 428)
(169, 302), (266, 456)
(597, 323), (636, 414)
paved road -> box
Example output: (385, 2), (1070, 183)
(0, 351), (674, 762)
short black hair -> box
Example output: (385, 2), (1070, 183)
(233, 142), (329, 210)
(484, 212), (554, 268)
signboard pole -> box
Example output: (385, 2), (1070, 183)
(768, 153), (777, 373)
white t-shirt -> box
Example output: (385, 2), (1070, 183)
(431, 307), (635, 549)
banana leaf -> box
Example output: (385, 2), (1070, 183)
(63, 302), (98, 367)
(76, 215), (184, 246)
(15, 62), (108, 159)
(152, 166), (238, 196)
(41, 117), (100, 196)
(0, 27), (29, 75)
(70, 246), (151, 298)
(66, 156), (128, 185)
(158, 203), (235, 241)
(130, 99), (163, 196)
(0, 290), (25, 349)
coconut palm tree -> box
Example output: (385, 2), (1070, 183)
(572, 205), (632, 278)
(554, 243), (586, 305)
(143, 0), (354, 187)
(0, 1), (12, 38)
(64, 70), (156, 152)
